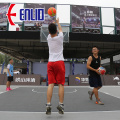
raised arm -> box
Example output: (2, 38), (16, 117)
(56, 18), (62, 33)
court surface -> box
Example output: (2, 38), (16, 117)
(0, 85), (120, 120)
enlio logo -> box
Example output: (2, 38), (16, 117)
(6, 4), (45, 26)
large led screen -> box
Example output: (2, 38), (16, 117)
(72, 5), (101, 34)
(0, 3), (9, 31)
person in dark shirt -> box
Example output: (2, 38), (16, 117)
(87, 46), (104, 105)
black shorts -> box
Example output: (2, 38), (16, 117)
(7, 76), (13, 82)
(89, 76), (102, 88)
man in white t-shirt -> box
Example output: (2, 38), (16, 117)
(46, 18), (65, 115)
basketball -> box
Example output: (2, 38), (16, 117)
(48, 7), (56, 17)
(98, 67), (106, 75)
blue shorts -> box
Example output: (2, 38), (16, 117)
(89, 76), (102, 88)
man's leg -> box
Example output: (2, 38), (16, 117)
(97, 86), (101, 90)
(88, 77), (102, 100)
(46, 83), (54, 115)
(47, 83), (54, 103)
(93, 87), (100, 101)
(6, 81), (10, 91)
(57, 84), (64, 114)
(9, 82), (11, 87)
(9, 82), (13, 90)
(93, 87), (104, 105)
(91, 86), (101, 97)
(58, 84), (64, 103)
(55, 61), (65, 114)
(6, 81), (10, 88)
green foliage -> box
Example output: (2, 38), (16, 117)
(0, 53), (4, 65)
(0, 53), (20, 66)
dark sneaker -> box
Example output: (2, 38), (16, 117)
(46, 104), (52, 115)
(88, 91), (93, 100)
(57, 104), (64, 115)
(96, 100), (104, 105)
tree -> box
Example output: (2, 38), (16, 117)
(0, 54), (4, 64)
(4, 54), (11, 66)
(0, 53), (20, 66)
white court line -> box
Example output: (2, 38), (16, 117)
(102, 86), (120, 88)
(18, 86), (90, 88)
(100, 91), (120, 99)
(0, 87), (19, 95)
(1, 85), (120, 88)
(32, 88), (77, 94)
(89, 87), (120, 99)
(0, 86), (90, 95)
(0, 110), (120, 114)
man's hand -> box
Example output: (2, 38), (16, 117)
(9, 74), (11, 77)
(56, 17), (59, 24)
(56, 17), (62, 33)
(52, 21), (56, 24)
(95, 69), (101, 75)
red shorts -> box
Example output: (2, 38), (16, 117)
(47, 61), (65, 85)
